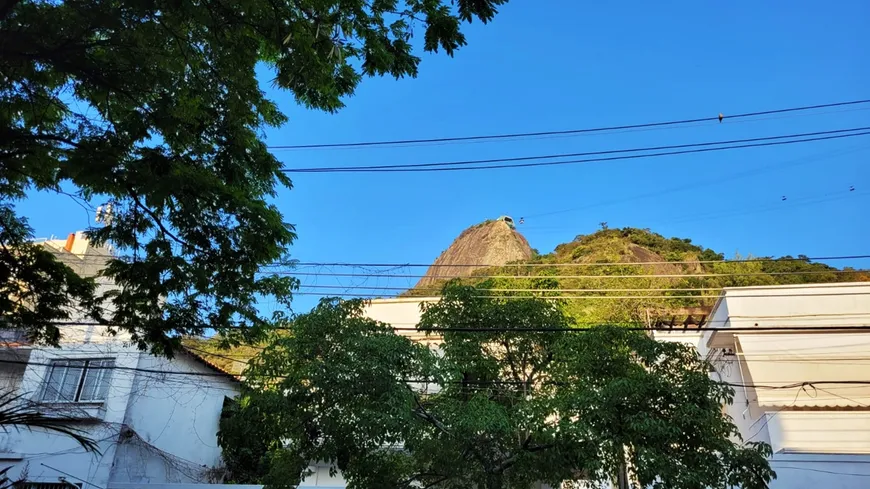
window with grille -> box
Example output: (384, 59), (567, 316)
(39, 359), (114, 403)
(21, 482), (82, 489)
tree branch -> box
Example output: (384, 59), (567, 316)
(126, 186), (209, 255)
(409, 387), (451, 435)
(0, 0), (23, 22)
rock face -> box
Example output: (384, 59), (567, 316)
(416, 220), (533, 289)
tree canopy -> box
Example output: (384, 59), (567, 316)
(219, 284), (775, 489)
(1, 0), (507, 354)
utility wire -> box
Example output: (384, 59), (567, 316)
(294, 283), (870, 293)
(284, 126), (870, 172)
(286, 254), (870, 269)
(286, 292), (870, 300)
(268, 99), (870, 150)
(519, 145), (870, 219)
(770, 466), (870, 478)
(31, 321), (870, 333)
(282, 129), (870, 173)
(3, 358), (870, 388)
(56, 252), (870, 268)
(285, 269), (865, 279)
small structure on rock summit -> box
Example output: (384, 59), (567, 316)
(497, 215), (515, 229)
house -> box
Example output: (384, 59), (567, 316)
(1, 232), (349, 489)
(369, 287), (870, 489)
(0, 233), (244, 489)
(654, 282), (870, 488)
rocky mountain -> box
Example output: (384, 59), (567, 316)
(408, 224), (869, 323)
(415, 219), (533, 289)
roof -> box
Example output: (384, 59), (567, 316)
(179, 337), (264, 381)
(180, 345), (244, 382)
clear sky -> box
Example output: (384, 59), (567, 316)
(20, 1), (870, 314)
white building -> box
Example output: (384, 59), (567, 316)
(1, 233), (351, 489)
(1, 233), (244, 489)
(655, 282), (870, 489)
(369, 285), (870, 489)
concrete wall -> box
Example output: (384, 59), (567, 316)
(109, 353), (240, 484)
(0, 341), (240, 487)
(717, 282), (870, 329)
(698, 284), (870, 489)
(768, 454), (870, 489)
(1, 342), (141, 487)
(363, 298), (440, 343)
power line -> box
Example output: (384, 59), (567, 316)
(288, 291), (870, 300)
(519, 145), (870, 219)
(285, 269), (866, 279)
(282, 128), (870, 173)
(53, 251), (870, 268)
(396, 325), (870, 333)
(268, 99), (870, 150)
(287, 254), (870, 269)
(769, 465), (870, 478)
(40, 463), (107, 489)
(664, 188), (867, 226)
(3, 358), (870, 389)
(298, 285), (729, 292)
(294, 283), (870, 293)
(32, 321), (870, 333)
(284, 126), (870, 172)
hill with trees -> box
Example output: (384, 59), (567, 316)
(407, 224), (869, 324)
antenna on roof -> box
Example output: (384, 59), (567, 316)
(95, 202), (114, 225)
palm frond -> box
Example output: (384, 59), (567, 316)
(0, 391), (100, 453)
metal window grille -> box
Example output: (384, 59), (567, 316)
(21, 482), (83, 489)
(39, 359), (114, 403)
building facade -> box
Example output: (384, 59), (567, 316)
(655, 282), (870, 488)
(1, 233), (243, 488)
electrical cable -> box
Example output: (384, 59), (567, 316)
(53, 251), (870, 268)
(285, 291), (870, 300)
(293, 283), (870, 292)
(284, 126), (870, 172)
(282, 129), (870, 173)
(29, 320), (870, 333)
(268, 99), (870, 150)
(770, 465), (870, 478)
(286, 254), (870, 269)
(3, 358), (870, 389)
(283, 269), (865, 279)
(519, 145), (870, 219)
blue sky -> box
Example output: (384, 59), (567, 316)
(21, 1), (870, 313)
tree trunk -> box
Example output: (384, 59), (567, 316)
(616, 462), (629, 489)
(486, 472), (504, 489)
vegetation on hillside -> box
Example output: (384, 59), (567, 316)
(182, 337), (266, 374)
(409, 227), (868, 324)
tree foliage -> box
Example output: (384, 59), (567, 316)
(220, 284), (775, 489)
(0, 391), (99, 452)
(1, 0), (506, 353)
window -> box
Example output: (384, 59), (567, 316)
(39, 359), (114, 403)
(22, 483), (82, 489)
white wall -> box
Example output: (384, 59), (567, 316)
(768, 454), (870, 489)
(363, 298), (440, 343)
(1, 341), (141, 488)
(2, 234), (242, 486)
(717, 282), (870, 329)
(698, 284), (870, 489)
(0, 340), (240, 487)
(109, 353), (240, 484)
